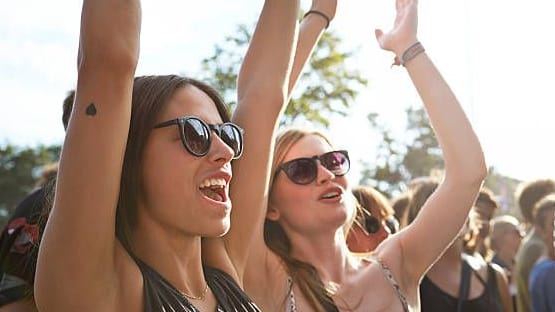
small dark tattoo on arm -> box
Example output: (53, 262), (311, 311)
(85, 103), (97, 116)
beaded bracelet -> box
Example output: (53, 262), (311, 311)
(303, 10), (331, 29)
(392, 42), (425, 67)
(400, 42), (425, 66)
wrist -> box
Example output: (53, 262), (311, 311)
(392, 41), (425, 67)
(302, 10), (331, 29)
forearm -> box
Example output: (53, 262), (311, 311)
(237, 0), (299, 114)
(79, 0), (141, 74)
(288, 6), (334, 96)
(404, 52), (486, 183)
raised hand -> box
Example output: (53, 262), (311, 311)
(374, 0), (418, 58)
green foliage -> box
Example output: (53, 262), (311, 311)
(359, 107), (522, 218)
(0, 144), (60, 227)
(483, 167), (522, 217)
(359, 107), (441, 197)
(199, 24), (367, 128)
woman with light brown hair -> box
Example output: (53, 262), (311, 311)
(234, 0), (487, 310)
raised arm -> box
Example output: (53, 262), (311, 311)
(35, 0), (140, 310)
(203, 0), (340, 280)
(374, 0), (487, 282)
(201, 0), (299, 279)
(288, 1), (336, 96)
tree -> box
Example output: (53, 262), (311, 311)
(0, 144), (60, 227)
(359, 107), (523, 221)
(199, 24), (367, 127)
(359, 106), (442, 197)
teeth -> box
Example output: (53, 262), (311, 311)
(322, 192), (339, 199)
(199, 178), (226, 189)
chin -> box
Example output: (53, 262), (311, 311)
(204, 218), (231, 238)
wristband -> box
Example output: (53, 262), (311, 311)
(303, 10), (331, 29)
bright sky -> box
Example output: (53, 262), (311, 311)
(1, 0), (554, 183)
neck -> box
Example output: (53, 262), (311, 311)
(288, 227), (355, 284)
(131, 215), (206, 297)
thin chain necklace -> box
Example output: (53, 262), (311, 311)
(179, 283), (209, 301)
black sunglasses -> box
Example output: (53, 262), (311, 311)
(355, 209), (399, 235)
(275, 150), (350, 185)
(153, 116), (244, 159)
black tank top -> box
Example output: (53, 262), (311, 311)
(134, 257), (261, 312)
(420, 263), (503, 312)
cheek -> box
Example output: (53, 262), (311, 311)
(141, 139), (196, 205)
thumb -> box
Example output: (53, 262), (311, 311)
(374, 28), (383, 42)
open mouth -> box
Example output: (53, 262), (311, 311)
(320, 191), (340, 200)
(199, 178), (227, 202)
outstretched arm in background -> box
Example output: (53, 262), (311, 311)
(35, 0), (140, 311)
(373, 0), (487, 289)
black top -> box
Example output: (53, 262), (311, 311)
(420, 263), (503, 312)
(134, 256), (261, 312)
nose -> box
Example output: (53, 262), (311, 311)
(315, 162), (335, 185)
(208, 132), (234, 163)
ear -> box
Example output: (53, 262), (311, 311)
(266, 203), (281, 221)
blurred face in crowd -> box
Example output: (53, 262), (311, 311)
(473, 200), (496, 240)
(347, 209), (398, 253)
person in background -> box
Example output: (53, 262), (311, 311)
(489, 214), (523, 310)
(464, 187), (498, 258)
(408, 180), (513, 312)
(514, 179), (555, 312)
(528, 195), (555, 312)
(346, 185), (399, 253)
(0, 90), (73, 312)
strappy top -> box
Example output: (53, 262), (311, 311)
(420, 262), (503, 312)
(133, 257), (261, 312)
(285, 257), (409, 312)
(367, 257), (410, 312)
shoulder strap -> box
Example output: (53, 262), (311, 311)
(457, 259), (472, 312)
(369, 257), (409, 312)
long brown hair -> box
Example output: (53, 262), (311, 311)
(266, 128), (338, 312)
(116, 75), (230, 250)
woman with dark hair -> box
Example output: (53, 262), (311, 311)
(233, 0), (487, 310)
(34, 0), (308, 311)
(407, 180), (513, 312)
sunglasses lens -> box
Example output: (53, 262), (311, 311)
(385, 217), (399, 234)
(220, 124), (243, 158)
(285, 159), (317, 185)
(365, 217), (381, 234)
(183, 118), (211, 156)
(320, 151), (350, 176)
